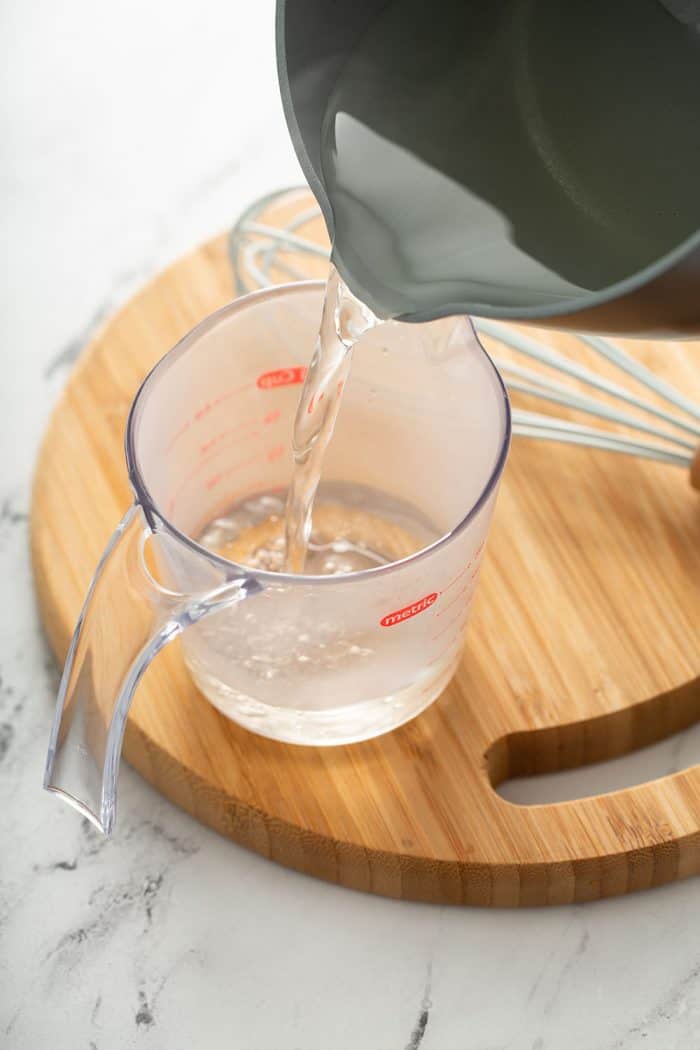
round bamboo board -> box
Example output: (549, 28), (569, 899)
(32, 191), (700, 905)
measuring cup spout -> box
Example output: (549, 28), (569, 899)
(43, 504), (256, 834)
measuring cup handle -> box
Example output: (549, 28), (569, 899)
(43, 503), (256, 835)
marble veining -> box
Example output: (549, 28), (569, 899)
(1, 1), (699, 1047)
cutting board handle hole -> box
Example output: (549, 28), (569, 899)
(488, 680), (700, 805)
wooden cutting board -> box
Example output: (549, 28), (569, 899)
(32, 189), (700, 906)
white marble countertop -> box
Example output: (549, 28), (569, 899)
(2, 2), (699, 1047)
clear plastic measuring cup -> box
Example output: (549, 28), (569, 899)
(44, 281), (510, 833)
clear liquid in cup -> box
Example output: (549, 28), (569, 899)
(199, 482), (434, 575)
(187, 483), (460, 745)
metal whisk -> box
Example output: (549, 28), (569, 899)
(229, 188), (700, 486)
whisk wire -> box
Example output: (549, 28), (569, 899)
(477, 320), (700, 439)
(512, 422), (692, 467)
(497, 362), (696, 452)
(580, 335), (700, 424)
(229, 191), (700, 476)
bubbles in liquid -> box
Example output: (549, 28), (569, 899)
(198, 484), (431, 576)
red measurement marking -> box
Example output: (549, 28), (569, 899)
(168, 433), (263, 514)
(257, 366), (307, 390)
(264, 408), (281, 425)
(442, 563), (470, 594)
(380, 593), (438, 628)
(165, 382), (253, 452)
(200, 420), (258, 455)
(431, 617), (459, 643)
(430, 598), (472, 642)
(441, 548), (484, 594)
(212, 381), (254, 407)
(435, 581), (471, 618)
(266, 444), (284, 462)
(427, 625), (469, 670)
(435, 613), (470, 652)
(166, 419), (191, 453)
(205, 451), (263, 491)
(198, 431), (261, 464)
